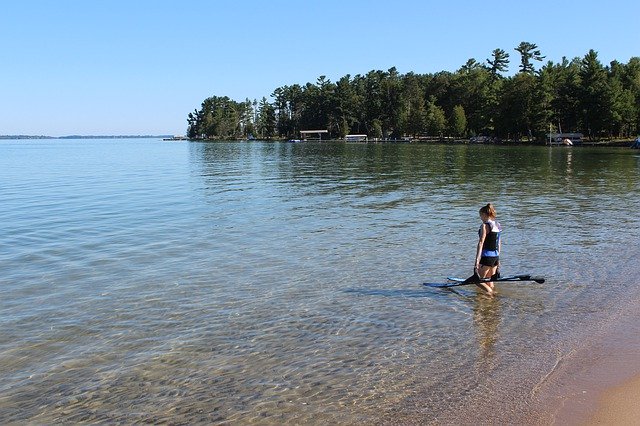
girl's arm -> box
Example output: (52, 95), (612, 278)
(475, 225), (486, 269)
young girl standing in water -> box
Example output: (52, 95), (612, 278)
(475, 203), (501, 295)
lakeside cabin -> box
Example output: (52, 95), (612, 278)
(548, 132), (583, 146)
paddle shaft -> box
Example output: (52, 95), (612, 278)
(451, 274), (545, 287)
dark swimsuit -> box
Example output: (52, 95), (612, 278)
(479, 221), (501, 267)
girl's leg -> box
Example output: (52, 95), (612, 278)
(477, 265), (498, 293)
(485, 265), (498, 289)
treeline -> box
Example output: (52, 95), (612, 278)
(187, 43), (640, 141)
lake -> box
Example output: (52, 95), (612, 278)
(1, 138), (639, 423)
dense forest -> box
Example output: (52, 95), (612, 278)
(187, 42), (640, 142)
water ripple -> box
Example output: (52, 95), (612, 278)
(1, 139), (639, 423)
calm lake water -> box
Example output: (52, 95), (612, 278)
(1, 138), (639, 424)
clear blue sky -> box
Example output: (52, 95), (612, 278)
(1, 0), (638, 136)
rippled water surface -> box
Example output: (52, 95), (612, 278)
(1, 139), (639, 423)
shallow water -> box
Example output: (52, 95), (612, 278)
(1, 139), (639, 423)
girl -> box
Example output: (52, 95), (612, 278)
(475, 203), (501, 294)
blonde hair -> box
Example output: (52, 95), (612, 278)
(479, 203), (497, 219)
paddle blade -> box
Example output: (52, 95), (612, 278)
(461, 272), (481, 284)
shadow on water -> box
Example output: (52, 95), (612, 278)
(344, 287), (439, 298)
(346, 282), (502, 359)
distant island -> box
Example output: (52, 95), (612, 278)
(187, 42), (640, 144)
(1, 135), (173, 140)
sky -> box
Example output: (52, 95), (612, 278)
(1, 0), (638, 136)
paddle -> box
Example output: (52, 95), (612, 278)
(493, 274), (545, 284)
(450, 274), (545, 284)
(424, 274), (545, 288)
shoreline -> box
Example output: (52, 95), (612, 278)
(586, 374), (640, 425)
(431, 258), (640, 426)
(3, 135), (636, 148)
(538, 298), (640, 425)
(187, 138), (637, 148)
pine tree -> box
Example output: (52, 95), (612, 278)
(515, 42), (545, 74)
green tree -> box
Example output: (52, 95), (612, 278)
(241, 98), (255, 138)
(188, 52), (640, 142)
(579, 49), (611, 138)
(450, 105), (467, 137)
(450, 61), (493, 134)
(460, 58), (483, 73)
(609, 60), (639, 137)
(371, 119), (383, 139)
(496, 73), (539, 140)
(487, 48), (510, 80)
(335, 75), (359, 136)
(272, 87), (290, 137)
(623, 57), (640, 133)
(515, 41), (545, 74)
(404, 97), (426, 137)
(189, 96), (244, 139)
(285, 84), (304, 137)
(401, 72), (426, 137)
(187, 109), (202, 138)
(425, 96), (447, 137)
(363, 70), (384, 136)
(381, 67), (403, 138)
(257, 97), (276, 139)
(539, 57), (582, 133)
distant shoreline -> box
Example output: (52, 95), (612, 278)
(2, 135), (635, 148)
(0, 135), (172, 140)
(191, 137), (637, 148)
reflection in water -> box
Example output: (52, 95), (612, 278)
(1, 140), (640, 424)
(473, 292), (502, 365)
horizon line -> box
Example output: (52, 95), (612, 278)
(1, 134), (177, 139)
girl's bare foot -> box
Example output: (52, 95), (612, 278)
(477, 283), (493, 295)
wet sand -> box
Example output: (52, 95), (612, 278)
(586, 374), (640, 425)
(542, 303), (640, 425)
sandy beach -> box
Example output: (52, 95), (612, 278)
(587, 374), (640, 425)
(542, 303), (640, 425)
